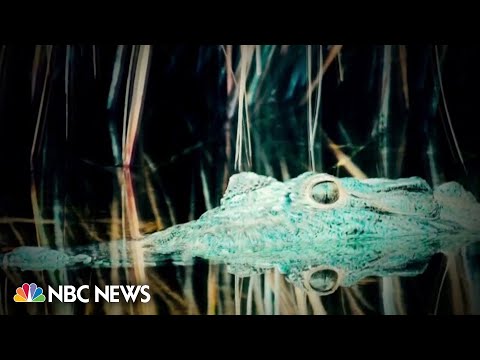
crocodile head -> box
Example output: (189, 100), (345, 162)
(146, 172), (480, 295)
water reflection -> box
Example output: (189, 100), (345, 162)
(0, 162), (476, 315)
(0, 161), (378, 315)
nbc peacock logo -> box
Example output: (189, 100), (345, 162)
(14, 283), (46, 303)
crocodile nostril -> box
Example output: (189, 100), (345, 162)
(311, 181), (340, 205)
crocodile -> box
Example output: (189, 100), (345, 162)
(2, 172), (480, 295)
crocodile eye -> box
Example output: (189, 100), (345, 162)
(304, 267), (341, 295)
(311, 181), (340, 204)
(305, 174), (347, 209)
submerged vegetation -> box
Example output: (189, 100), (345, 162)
(0, 45), (479, 315)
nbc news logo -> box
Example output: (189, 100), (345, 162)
(14, 282), (150, 303)
(14, 283), (46, 302)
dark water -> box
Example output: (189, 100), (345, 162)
(1, 45), (480, 314)
(1, 158), (478, 315)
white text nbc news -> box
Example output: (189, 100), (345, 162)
(47, 285), (151, 303)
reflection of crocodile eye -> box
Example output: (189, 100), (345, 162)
(306, 267), (340, 295)
(311, 181), (339, 205)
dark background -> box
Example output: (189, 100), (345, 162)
(1, 45), (479, 219)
